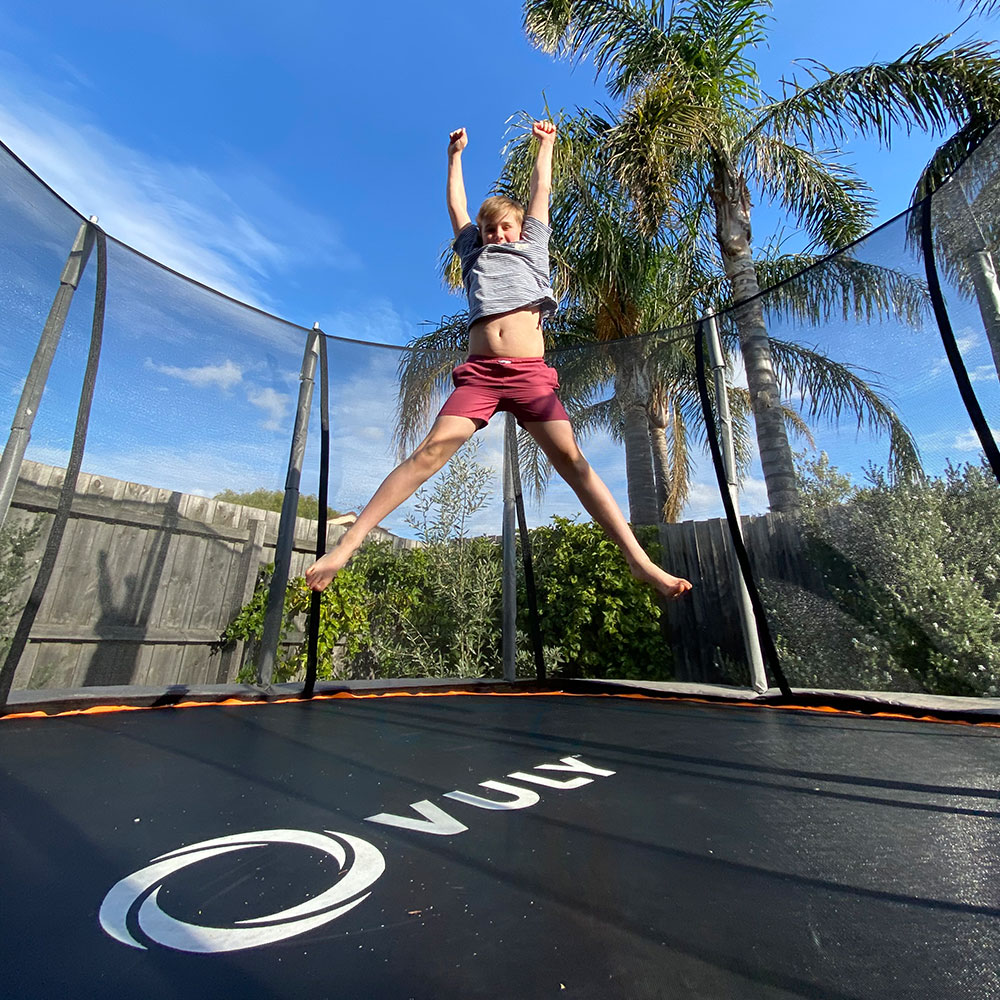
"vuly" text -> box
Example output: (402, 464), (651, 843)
(364, 756), (615, 836)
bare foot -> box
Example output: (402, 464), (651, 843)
(628, 558), (692, 600)
(304, 547), (352, 592)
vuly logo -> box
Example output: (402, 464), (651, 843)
(100, 755), (615, 954)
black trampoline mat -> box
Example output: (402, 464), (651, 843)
(2, 692), (998, 999)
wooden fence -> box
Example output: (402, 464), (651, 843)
(659, 511), (821, 685)
(5, 461), (411, 691)
(5, 460), (822, 692)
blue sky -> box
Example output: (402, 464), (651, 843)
(0, 0), (996, 534)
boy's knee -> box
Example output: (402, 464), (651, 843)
(552, 449), (588, 479)
(412, 437), (452, 472)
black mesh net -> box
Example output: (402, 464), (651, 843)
(2, 127), (999, 703)
(707, 133), (1000, 698)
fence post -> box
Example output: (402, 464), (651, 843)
(704, 312), (767, 693)
(257, 329), (320, 686)
(0, 217), (98, 533)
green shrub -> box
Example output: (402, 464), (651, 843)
(0, 516), (42, 660)
(222, 441), (503, 682)
(518, 516), (674, 680)
(776, 455), (1000, 696)
(221, 442), (677, 683)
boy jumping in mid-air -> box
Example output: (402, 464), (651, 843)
(305, 121), (692, 600)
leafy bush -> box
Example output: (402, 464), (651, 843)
(221, 440), (679, 683)
(519, 515), (674, 680)
(774, 454), (1000, 696)
(222, 442), (502, 682)
(213, 488), (341, 521)
(0, 516), (42, 659)
(223, 538), (501, 684)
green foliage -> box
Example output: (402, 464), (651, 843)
(220, 444), (679, 682)
(519, 515), (674, 680)
(0, 516), (42, 659)
(772, 454), (1000, 696)
(794, 449), (856, 511)
(221, 443), (503, 682)
(214, 488), (341, 521)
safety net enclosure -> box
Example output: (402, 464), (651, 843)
(2, 120), (1000, 709)
(1, 117), (1000, 1000)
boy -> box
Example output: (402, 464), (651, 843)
(305, 121), (692, 600)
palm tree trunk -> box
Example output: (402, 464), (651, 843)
(623, 405), (658, 524)
(970, 250), (1000, 381)
(650, 420), (670, 520)
(711, 158), (799, 512)
(615, 359), (659, 524)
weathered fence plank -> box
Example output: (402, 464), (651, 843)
(5, 461), (411, 691)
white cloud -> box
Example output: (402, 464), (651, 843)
(953, 427), (999, 452)
(145, 358), (244, 391)
(970, 364), (998, 384)
(247, 385), (292, 431)
(956, 329), (980, 355)
(0, 52), (354, 311)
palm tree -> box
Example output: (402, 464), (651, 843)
(499, 103), (926, 513)
(961, 0), (1000, 15)
(522, 0), (1000, 510)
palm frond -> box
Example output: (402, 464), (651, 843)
(752, 252), (930, 329)
(668, 0), (770, 102)
(960, 0), (1000, 15)
(522, 0), (677, 99)
(761, 36), (1000, 149)
(664, 396), (692, 520)
(747, 133), (875, 248)
(766, 337), (923, 481)
(911, 115), (999, 203)
(393, 313), (468, 456)
(516, 426), (555, 502)
(722, 384), (757, 476)
(778, 404), (816, 448)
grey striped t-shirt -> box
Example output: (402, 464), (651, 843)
(454, 216), (557, 326)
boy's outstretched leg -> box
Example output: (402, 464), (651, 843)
(305, 415), (478, 591)
(523, 419), (692, 600)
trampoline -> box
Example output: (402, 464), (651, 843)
(2, 687), (999, 998)
(3, 98), (1000, 1000)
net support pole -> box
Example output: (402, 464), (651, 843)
(304, 325), (330, 699)
(501, 412), (517, 681)
(257, 328), (320, 687)
(0, 216), (97, 534)
(705, 313), (767, 693)
(970, 250), (1000, 382)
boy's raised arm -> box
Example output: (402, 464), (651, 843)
(526, 120), (555, 227)
(447, 128), (473, 238)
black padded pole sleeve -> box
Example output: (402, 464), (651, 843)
(304, 331), (330, 698)
(510, 435), (545, 681)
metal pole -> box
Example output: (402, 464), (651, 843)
(0, 216), (97, 533)
(705, 312), (767, 693)
(501, 412), (517, 681)
(257, 328), (320, 687)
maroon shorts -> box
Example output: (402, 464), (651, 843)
(437, 355), (570, 427)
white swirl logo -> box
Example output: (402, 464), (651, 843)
(99, 829), (385, 953)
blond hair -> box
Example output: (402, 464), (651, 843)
(476, 195), (525, 228)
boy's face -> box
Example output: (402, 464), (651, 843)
(480, 211), (522, 245)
